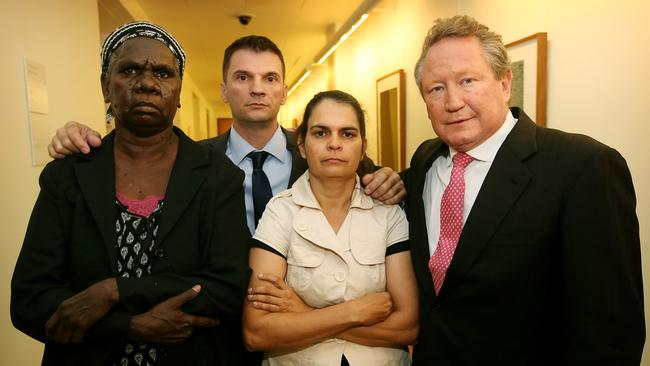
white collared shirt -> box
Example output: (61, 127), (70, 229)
(253, 171), (410, 366)
(423, 111), (518, 256)
(226, 124), (292, 234)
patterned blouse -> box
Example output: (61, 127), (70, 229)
(110, 194), (164, 366)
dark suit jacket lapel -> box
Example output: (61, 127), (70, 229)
(203, 127), (306, 188)
(284, 128), (308, 187)
(157, 127), (211, 245)
(201, 130), (229, 154)
(409, 139), (448, 303)
(440, 109), (537, 296)
(74, 132), (118, 270)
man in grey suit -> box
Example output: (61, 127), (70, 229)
(404, 15), (644, 364)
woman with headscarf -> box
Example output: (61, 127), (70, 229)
(11, 21), (250, 366)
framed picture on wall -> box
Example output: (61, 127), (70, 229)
(376, 69), (405, 171)
(506, 32), (548, 126)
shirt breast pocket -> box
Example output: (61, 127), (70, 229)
(350, 233), (387, 292)
(286, 235), (325, 292)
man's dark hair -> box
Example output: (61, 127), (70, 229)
(222, 35), (285, 80)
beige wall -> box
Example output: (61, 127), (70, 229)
(0, 0), (104, 364)
(175, 72), (219, 140)
(285, 0), (650, 362)
(279, 65), (332, 130)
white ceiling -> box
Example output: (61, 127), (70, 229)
(98, 0), (370, 111)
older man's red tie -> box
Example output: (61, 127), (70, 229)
(429, 152), (474, 294)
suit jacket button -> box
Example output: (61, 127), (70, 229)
(432, 305), (441, 313)
(154, 248), (165, 259)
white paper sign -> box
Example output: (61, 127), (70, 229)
(24, 59), (49, 114)
(28, 112), (51, 165)
(23, 58), (50, 165)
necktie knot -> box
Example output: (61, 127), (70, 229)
(452, 152), (473, 169)
(249, 151), (270, 170)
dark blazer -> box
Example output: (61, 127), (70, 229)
(404, 108), (644, 365)
(11, 127), (251, 366)
(200, 126), (377, 187)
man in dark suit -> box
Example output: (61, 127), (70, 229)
(405, 15), (644, 364)
(202, 35), (400, 234)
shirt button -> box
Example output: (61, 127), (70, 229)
(154, 248), (166, 260)
(335, 338), (345, 344)
(296, 223), (307, 231)
(334, 271), (346, 282)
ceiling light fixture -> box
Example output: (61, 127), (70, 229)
(316, 13), (368, 65)
(288, 0), (377, 97)
(287, 69), (312, 96)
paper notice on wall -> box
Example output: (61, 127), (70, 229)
(28, 112), (51, 165)
(23, 58), (50, 166)
(24, 59), (48, 114)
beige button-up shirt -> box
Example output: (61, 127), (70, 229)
(254, 171), (410, 366)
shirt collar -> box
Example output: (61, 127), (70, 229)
(228, 123), (289, 165)
(449, 109), (518, 163)
(291, 171), (374, 210)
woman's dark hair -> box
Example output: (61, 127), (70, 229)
(297, 90), (366, 143)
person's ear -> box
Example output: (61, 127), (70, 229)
(501, 68), (513, 103)
(220, 81), (229, 103)
(361, 137), (368, 158)
(177, 84), (182, 109)
(298, 136), (306, 159)
(280, 83), (288, 105)
(101, 73), (110, 103)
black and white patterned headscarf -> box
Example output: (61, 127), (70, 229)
(100, 21), (186, 79)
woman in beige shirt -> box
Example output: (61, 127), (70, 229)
(243, 90), (418, 365)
